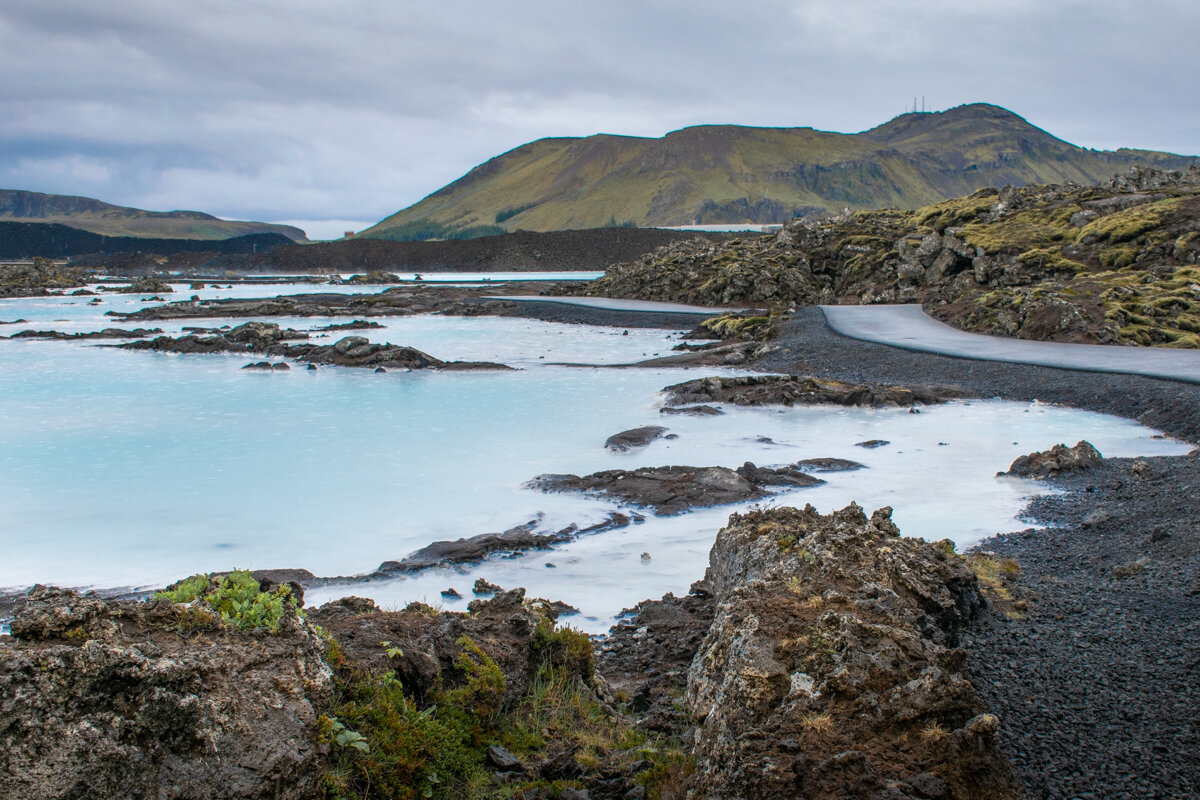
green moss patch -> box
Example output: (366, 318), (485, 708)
(1077, 198), (1182, 245)
(321, 621), (689, 800)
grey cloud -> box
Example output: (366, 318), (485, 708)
(0, 0), (1196, 232)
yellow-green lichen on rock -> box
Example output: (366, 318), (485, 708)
(573, 164), (1200, 347)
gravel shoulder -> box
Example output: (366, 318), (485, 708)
(758, 307), (1200, 799)
(964, 456), (1200, 799)
(535, 301), (1200, 798)
(761, 307), (1200, 443)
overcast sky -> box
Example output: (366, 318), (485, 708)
(2, 1), (1197, 239)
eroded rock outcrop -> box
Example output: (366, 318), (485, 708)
(123, 325), (513, 371)
(570, 167), (1200, 347)
(1002, 440), (1103, 479)
(0, 257), (88, 298)
(662, 374), (967, 408)
(371, 512), (635, 573)
(685, 504), (1019, 799)
(0, 585), (333, 800)
(311, 588), (557, 705)
(109, 276), (174, 294)
(529, 463), (823, 515)
(122, 320), (307, 353)
(278, 335), (512, 371)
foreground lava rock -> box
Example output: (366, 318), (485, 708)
(1, 508), (1021, 799)
(683, 503), (1019, 799)
(310, 588), (563, 707)
(0, 585), (333, 800)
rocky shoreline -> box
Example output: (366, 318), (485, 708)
(107, 281), (562, 322)
(3, 290), (1199, 797)
(1, 503), (1022, 800)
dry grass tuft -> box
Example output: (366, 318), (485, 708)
(800, 712), (834, 733)
(919, 721), (950, 744)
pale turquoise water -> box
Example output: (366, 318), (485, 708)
(1, 285), (1191, 631)
(327, 271), (605, 282)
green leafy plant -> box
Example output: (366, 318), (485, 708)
(328, 718), (370, 753)
(155, 569), (298, 633)
(157, 573), (212, 603)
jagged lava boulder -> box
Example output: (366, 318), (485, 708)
(0, 585), (333, 800)
(310, 588), (569, 706)
(1002, 440), (1103, 478)
(685, 503), (1019, 799)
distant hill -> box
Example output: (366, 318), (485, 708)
(0, 221), (294, 260)
(0, 189), (308, 242)
(69, 227), (738, 275)
(362, 103), (1198, 240)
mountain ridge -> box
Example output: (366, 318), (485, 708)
(0, 189), (308, 242)
(363, 103), (1198, 240)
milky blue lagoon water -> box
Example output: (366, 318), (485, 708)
(1, 284), (1191, 631)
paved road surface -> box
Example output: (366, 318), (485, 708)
(820, 304), (1200, 385)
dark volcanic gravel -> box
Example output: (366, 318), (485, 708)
(760, 307), (1200, 443)
(758, 308), (1200, 798)
(964, 455), (1200, 799)
(451, 297), (723, 330)
(564, 304), (1200, 798)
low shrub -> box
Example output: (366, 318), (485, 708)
(155, 569), (298, 633)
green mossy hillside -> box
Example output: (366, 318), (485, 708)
(363, 103), (1195, 241)
(0, 189), (306, 241)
